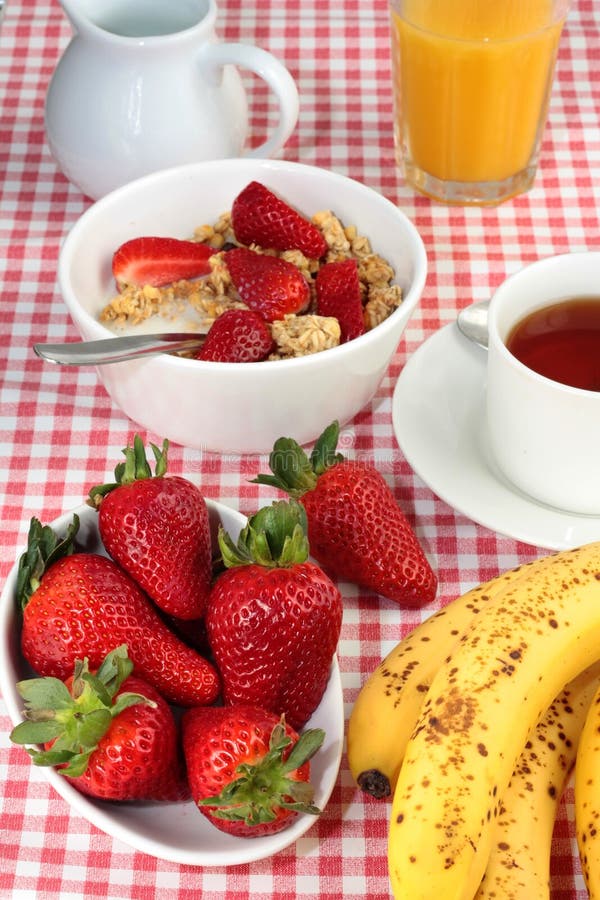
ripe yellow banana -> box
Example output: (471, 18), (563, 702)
(575, 678), (600, 898)
(387, 540), (600, 900)
(347, 554), (557, 798)
(475, 661), (600, 899)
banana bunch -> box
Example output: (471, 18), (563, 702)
(347, 541), (600, 899)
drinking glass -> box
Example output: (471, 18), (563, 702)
(389, 0), (571, 205)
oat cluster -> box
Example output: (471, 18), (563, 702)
(100, 209), (403, 360)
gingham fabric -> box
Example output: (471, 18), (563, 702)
(1, 1), (599, 897)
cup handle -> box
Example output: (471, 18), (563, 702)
(198, 42), (299, 158)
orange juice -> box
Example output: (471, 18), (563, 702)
(390, 0), (568, 200)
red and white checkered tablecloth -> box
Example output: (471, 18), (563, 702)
(1, 0), (599, 897)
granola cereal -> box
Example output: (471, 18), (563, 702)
(312, 210), (351, 257)
(100, 200), (403, 359)
(363, 283), (404, 330)
(270, 314), (341, 359)
(100, 281), (200, 327)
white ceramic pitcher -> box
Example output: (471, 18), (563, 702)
(45, 0), (300, 199)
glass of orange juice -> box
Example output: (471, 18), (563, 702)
(389, 0), (571, 205)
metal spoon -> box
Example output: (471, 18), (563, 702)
(35, 301), (490, 365)
(33, 331), (209, 366)
(456, 300), (489, 349)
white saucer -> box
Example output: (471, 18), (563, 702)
(392, 323), (600, 550)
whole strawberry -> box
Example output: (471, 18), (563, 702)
(205, 500), (342, 729)
(10, 646), (189, 802)
(197, 308), (273, 363)
(182, 704), (324, 837)
(225, 247), (310, 322)
(254, 421), (437, 608)
(18, 516), (220, 707)
(89, 436), (211, 621)
(315, 257), (365, 343)
(231, 181), (328, 259)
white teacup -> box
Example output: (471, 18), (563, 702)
(486, 251), (600, 516)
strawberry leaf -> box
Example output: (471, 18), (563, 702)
(61, 707), (114, 751)
(110, 691), (156, 719)
(54, 749), (95, 778)
(252, 421), (344, 496)
(309, 421), (344, 476)
(197, 718), (325, 826)
(9, 647), (153, 775)
(16, 515), (79, 610)
(282, 727), (325, 772)
(218, 500), (310, 569)
(15, 676), (73, 711)
(27, 747), (80, 767)
(248, 501), (308, 562)
(95, 643), (134, 693)
(10, 719), (66, 745)
(87, 435), (169, 506)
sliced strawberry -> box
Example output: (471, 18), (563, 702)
(112, 236), (216, 288)
(231, 181), (328, 259)
(197, 309), (273, 363)
(315, 257), (366, 343)
(225, 247), (310, 323)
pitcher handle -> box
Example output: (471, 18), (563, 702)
(199, 42), (299, 158)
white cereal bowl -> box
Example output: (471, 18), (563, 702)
(57, 158), (427, 454)
(0, 500), (344, 865)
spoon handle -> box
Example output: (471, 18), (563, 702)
(33, 332), (208, 366)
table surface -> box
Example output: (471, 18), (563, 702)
(1, 1), (599, 898)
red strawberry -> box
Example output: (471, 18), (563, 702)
(315, 257), (365, 342)
(10, 646), (189, 802)
(205, 500), (342, 729)
(231, 181), (328, 259)
(18, 516), (220, 707)
(112, 236), (216, 288)
(182, 704), (324, 837)
(197, 309), (273, 363)
(89, 436), (212, 621)
(254, 421), (437, 608)
(225, 247), (310, 322)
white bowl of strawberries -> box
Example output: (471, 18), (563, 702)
(0, 439), (344, 864)
(56, 158), (427, 453)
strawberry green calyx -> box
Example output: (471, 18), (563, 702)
(218, 499), (310, 569)
(197, 718), (325, 825)
(252, 420), (344, 498)
(17, 515), (79, 611)
(87, 434), (169, 507)
(9, 645), (153, 777)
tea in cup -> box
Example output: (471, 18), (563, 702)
(389, 0), (571, 205)
(486, 252), (600, 515)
